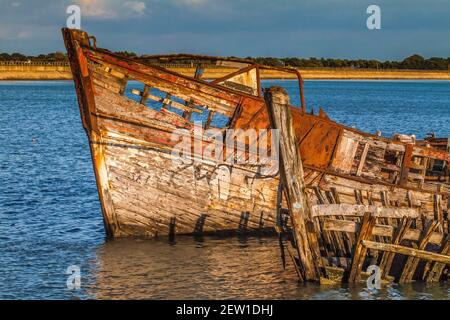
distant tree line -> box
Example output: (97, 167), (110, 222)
(1, 51), (449, 70)
(246, 55), (450, 70)
(0, 52), (68, 62)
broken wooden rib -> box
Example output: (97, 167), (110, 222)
(318, 207), (449, 283)
(322, 218), (443, 245)
(361, 241), (450, 265)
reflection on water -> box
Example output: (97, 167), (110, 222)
(87, 236), (298, 299)
(85, 236), (449, 300)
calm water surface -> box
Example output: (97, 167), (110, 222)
(0, 80), (449, 299)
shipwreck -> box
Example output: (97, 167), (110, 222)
(63, 28), (449, 284)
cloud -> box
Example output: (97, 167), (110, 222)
(123, 1), (146, 15)
(177, 0), (208, 5)
(1, 0), (450, 58)
(11, 2), (21, 7)
(17, 31), (29, 38)
(78, 0), (146, 19)
(79, 0), (116, 18)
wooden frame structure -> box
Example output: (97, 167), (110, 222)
(265, 88), (449, 284)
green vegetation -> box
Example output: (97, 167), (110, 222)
(1, 51), (449, 70)
(0, 52), (67, 62)
(247, 54), (450, 70)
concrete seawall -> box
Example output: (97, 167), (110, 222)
(1, 64), (449, 80)
(170, 67), (450, 80)
(0, 65), (72, 80)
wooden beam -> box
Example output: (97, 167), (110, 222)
(361, 240), (450, 265)
(330, 187), (341, 204)
(204, 110), (215, 129)
(322, 218), (443, 245)
(399, 220), (440, 283)
(139, 85), (149, 104)
(380, 190), (390, 207)
(407, 190), (414, 208)
(400, 144), (414, 186)
(424, 233), (450, 282)
(356, 143), (369, 176)
(433, 193), (443, 227)
(379, 217), (412, 279)
(354, 189), (364, 205)
(347, 212), (376, 282)
(311, 204), (420, 218)
(313, 186), (326, 204)
(264, 86), (322, 282)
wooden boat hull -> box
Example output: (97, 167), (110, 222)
(63, 29), (282, 237)
(63, 29), (449, 238)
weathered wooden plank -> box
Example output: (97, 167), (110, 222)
(433, 193), (443, 229)
(313, 186), (326, 205)
(101, 132), (280, 236)
(330, 132), (359, 174)
(330, 187), (354, 255)
(107, 155), (278, 220)
(85, 48), (238, 116)
(399, 220), (440, 283)
(313, 187), (336, 256)
(264, 86), (323, 281)
(321, 218), (443, 245)
(347, 212), (376, 282)
(379, 217), (413, 279)
(362, 240), (450, 265)
(354, 189), (364, 205)
(143, 91), (203, 113)
(323, 219), (443, 244)
(311, 204), (420, 218)
(356, 143), (369, 176)
(330, 187), (341, 204)
(380, 190), (388, 207)
(406, 190), (414, 207)
(423, 233), (450, 282)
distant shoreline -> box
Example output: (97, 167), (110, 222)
(0, 65), (448, 81)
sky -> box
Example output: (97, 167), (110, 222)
(0, 0), (449, 60)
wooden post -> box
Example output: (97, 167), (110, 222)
(399, 220), (440, 283)
(140, 85), (150, 104)
(313, 187), (335, 257)
(264, 86), (322, 282)
(378, 217), (412, 279)
(424, 233), (450, 282)
(347, 211), (376, 282)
